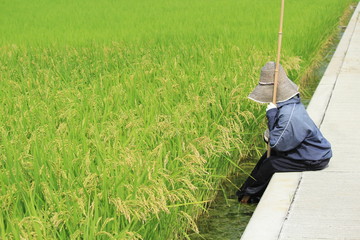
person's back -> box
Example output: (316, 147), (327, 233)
(267, 95), (332, 161)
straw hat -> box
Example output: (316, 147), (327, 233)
(248, 62), (299, 103)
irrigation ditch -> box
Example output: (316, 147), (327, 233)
(188, 4), (357, 240)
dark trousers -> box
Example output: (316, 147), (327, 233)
(236, 152), (330, 200)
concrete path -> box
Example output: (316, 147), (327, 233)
(241, 3), (360, 240)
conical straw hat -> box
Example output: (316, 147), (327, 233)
(248, 61), (299, 103)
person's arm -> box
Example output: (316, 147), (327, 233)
(266, 104), (307, 152)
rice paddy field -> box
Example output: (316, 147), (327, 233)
(0, 0), (357, 239)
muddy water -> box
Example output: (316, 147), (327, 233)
(188, 163), (257, 240)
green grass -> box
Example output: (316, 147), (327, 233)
(0, 0), (356, 239)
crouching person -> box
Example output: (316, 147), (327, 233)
(237, 62), (332, 204)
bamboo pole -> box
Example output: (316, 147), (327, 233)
(267, 0), (285, 158)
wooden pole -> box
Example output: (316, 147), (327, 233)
(267, 0), (285, 158)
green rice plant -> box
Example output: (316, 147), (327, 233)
(0, 0), (357, 239)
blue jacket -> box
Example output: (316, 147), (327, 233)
(266, 96), (332, 161)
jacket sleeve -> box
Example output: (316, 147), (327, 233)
(267, 104), (308, 152)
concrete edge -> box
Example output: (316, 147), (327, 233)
(240, 3), (360, 240)
(307, 3), (360, 127)
(240, 173), (302, 240)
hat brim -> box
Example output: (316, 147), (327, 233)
(248, 78), (299, 104)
